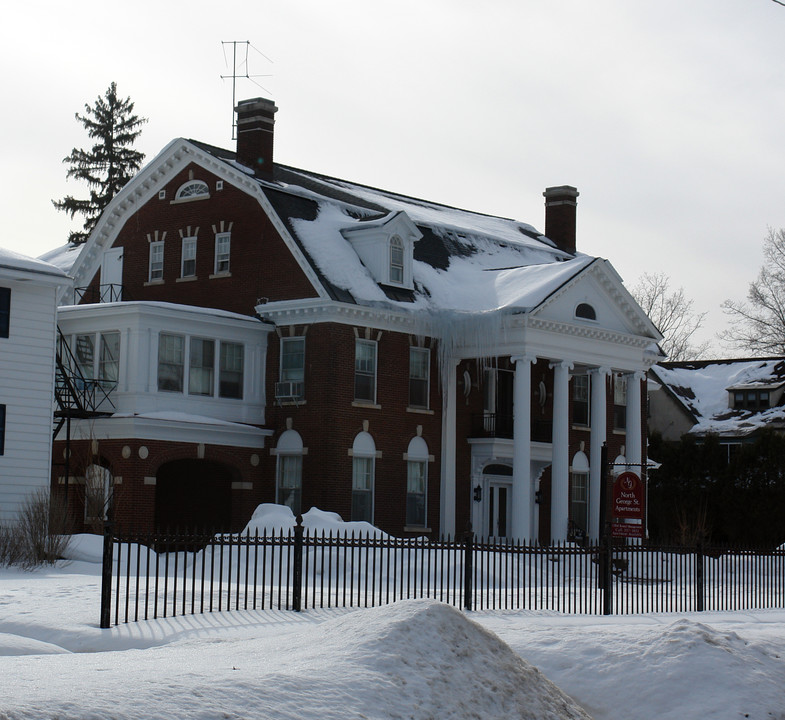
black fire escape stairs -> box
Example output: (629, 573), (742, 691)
(53, 329), (116, 440)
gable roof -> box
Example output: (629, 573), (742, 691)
(45, 136), (659, 349)
(650, 358), (785, 438)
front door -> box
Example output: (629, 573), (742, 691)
(487, 479), (512, 540)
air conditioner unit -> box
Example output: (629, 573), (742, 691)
(275, 381), (304, 400)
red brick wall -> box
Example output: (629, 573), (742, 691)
(51, 436), (275, 534)
(80, 163), (318, 312)
(265, 323), (443, 536)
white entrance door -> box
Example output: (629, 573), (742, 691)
(100, 248), (123, 302)
(487, 479), (512, 540)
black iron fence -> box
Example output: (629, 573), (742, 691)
(99, 521), (785, 628)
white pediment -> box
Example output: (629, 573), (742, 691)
(531, 259), (662, 342)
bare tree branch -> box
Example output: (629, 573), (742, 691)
(721, 227), (785, 355)
(630, 272), (710, 361)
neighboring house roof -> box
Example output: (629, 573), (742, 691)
(0, 245), (70, 284)
(650, 358), (785, 438)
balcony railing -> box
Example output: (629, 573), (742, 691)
(74, 283), (125, 304)
(470, 413), (553, 443)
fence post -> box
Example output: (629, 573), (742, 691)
(463, 524), (474, 612)
(100, 521), (114, 629)
(292, 515), (304, 612)
(602, 533), (613, 616)
(695, 541), (704, 612)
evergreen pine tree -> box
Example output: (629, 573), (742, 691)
(53, 82), (147, 244)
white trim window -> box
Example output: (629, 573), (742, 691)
(0, 287), (9, 338)
(84, 464), (113, 522)
(390, 235), (404, 284)
(188, 337), (215, 396)
(0, 403), (5, 456)
(279, 336), (305, 399)
(354, 339), (377, 403)
(570, 472), (589, 536)
(75, 334), (95, 380)
(408, 347), (429, 409)
(405, 436), (429, 528)
(352, 456), (374, 523)
(175, 180), (209, 200)
(214, 232), (231, 274)
(219, 341), (244, 399)
(181, 237), (197, 278)
(98, 332), (120, 386)
(149, 241), (164, 282)
(351, 431), (376, 523)
(277, 454), (303, 515)
(572, 374), (590, 426)
(613, 374), (627, 430)
(158, 333), (185, 392)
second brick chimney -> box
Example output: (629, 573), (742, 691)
(543, 185), (579, 254)
(235, 97), (278, 178)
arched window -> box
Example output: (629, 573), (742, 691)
(351, 431), (376, 523)
(389, 236), (404, 284)
(275, 430), (304, 514)
(85, 464), (113, 523)
(175, 180), (209, 201)
(575, 302), (597, 320)
(405, 436), (429, 527)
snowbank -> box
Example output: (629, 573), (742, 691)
(242, 503), (388, 538)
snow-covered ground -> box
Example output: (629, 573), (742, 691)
(2, 545), (784, 720)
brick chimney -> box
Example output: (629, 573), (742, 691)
(543, 185), (579, 254)
(235, 97), (278, 178)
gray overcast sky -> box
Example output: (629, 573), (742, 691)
(2, 0), (784, 353)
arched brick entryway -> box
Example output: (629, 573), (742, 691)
(154, 459), (236, 532)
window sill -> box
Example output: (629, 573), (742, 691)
(406, 406), (433, 415)
(170, 195), (210, 205)
(144, 279), (165, 287)
(277, 399), (306, 407)
(210, 272), (232, 279)
(613, 429), (627, 435)
(571, 424), (591, 431)
(404, 526), (432, 533)
(176, 276), (198, 283)
(352, 400), (381, 410)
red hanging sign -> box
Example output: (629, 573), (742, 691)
(612, 471), (644, 521)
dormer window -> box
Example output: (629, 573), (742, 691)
(575, 303), (597, 321)
(340, 211), (422, 291)
(732, 389), (771, 411)
(390, 236), (404, 284)
(174, 180), (209, 201)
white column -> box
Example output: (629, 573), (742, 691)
(626, 371), (645, 473)
(440, 359), (458, 537)
(511, 355), (535, 542)
(589, 367), (610, 540)
(549, 360), (573, 542)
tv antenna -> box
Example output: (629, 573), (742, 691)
(221, 41), (273, 139)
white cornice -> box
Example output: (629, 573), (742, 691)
(256, 298), (421, 332)
(62, 415), (273, 448)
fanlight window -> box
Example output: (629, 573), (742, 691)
(575, 303), (597, 320)
(175, 181), (209, 200)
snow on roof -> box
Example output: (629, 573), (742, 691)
(38, 242), (84, 274)
(652, 358), (785, 437)
(0, 245), (70, 280)
(258, 164), (590, 314)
